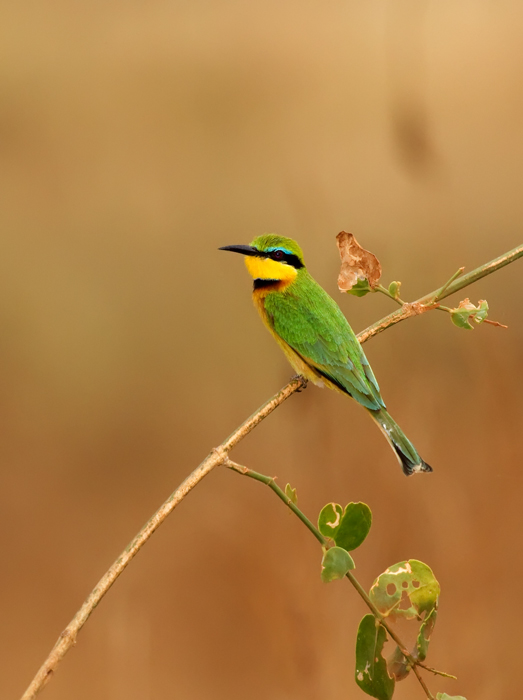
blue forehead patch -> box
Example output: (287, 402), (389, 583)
(266, 247), (294, 256)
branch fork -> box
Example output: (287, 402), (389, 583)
(20, 242), (523, 700)
(228, 460), (454, 700)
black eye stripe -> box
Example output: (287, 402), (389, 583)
(267, 250), (304, 269)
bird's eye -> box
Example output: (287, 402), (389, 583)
(272, 250), (284, 261)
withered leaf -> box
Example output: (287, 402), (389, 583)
(387, 645), (410, 682)
(336, 231), (382, 292)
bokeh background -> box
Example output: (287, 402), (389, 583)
(1, 2), (522, 699)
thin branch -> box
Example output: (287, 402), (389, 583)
(376, 283), (405, 306)
(21, 242), (522, 699)
(425, 244), (523, 302)
(358, 243), (523, 343)
(225, 460), (323, 544)
(411, 666), (435, 700)
(20, 377), (306, 700)
(226, 459), (451, 700)
(417, 662), (457, 680)
(357, 300), (439, 343)
(433, 267), (465, 302)
(483, 318), (508, 329)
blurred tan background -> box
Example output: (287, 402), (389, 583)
(1, 1), (522, 699)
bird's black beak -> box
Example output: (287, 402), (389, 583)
(219, 245), (260, 257)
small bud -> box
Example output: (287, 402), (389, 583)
(284, 483), (298, 505)
(388, 281), (402, 300)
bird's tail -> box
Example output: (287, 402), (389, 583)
(369, 408), (432, 476)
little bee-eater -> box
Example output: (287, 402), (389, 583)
(220, 234), (432, 476)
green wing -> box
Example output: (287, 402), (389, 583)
(264, 277), (385, 411)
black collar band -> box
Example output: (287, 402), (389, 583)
(253, 278), (280, 290)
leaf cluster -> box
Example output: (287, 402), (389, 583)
(336, 232), (508, 333)
(315, 500), (464, 700)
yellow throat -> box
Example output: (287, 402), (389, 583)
(244, 255), (298, 284)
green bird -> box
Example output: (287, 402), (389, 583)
(220, 234), (432, 476)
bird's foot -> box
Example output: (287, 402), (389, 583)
(291, 375), (308, 392)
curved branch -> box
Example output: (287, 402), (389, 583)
(20, 378), (306, 700)
(20, 241), (522, 699)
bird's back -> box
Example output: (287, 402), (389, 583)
(259, 271), (385, 411)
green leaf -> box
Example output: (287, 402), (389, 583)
(450, 298), (489, 330)
(347, 278), (373, 297)
(416, 606), (438, 661)
(355, 614), (395, 700)
(335, 502), (372, 551)
(451, 310), (474, 330)
(320, 546), (354, 582)
(318, 503), (343, 539)
(475, 299), (489, 323)
(387, 645), (410, 682)
(284, 483), (298, 505)
(388, 281), (402, 300)
(369, 560), (440, 620)
(436, 694), (467, 700)
(318, 502), (372, 551)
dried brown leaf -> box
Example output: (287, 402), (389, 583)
(387, 646), (410, 682)
(336, 231), (382, 292)
(456, 298), (475, 311)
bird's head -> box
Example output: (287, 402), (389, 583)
(219, 235), (305, 289)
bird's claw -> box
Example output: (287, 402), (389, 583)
(291, 375), (308, 392)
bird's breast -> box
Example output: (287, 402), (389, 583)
(251, 288), (326, 386)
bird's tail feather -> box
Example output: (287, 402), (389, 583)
(369, 408), (432, 476)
